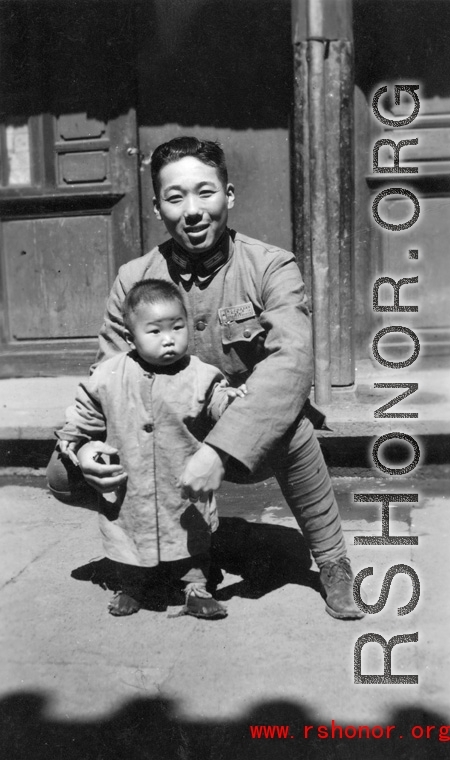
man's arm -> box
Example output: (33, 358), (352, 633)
(57, 371), (127, 493)
(95, 270), (131, 367)
(56, 269), (133, 468)
(94, 252), (159, 368)
(57, 372), (107, 446)
(179, 370), (247, 502)
(205, 251), (313, 472)
(79, 252), (160, 487)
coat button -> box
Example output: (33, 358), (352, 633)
(143, 423), (154, 432)
(243, 328), (252, 338)
(196, 320), (206, 331)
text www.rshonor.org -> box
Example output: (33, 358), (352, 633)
(249, 723), (450, 741)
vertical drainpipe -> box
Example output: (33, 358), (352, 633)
(307, 0), (331, 404)
(292, 0), (353, 406)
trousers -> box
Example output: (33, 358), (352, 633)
(266, 416), (346, 566)
(114, 556), (210, 593)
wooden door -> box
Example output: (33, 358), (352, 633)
(0, 1), (142, 377)
(368, 110), (450, 358)
(353, 0), (450, 361)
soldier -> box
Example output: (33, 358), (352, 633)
(48, 136), (363, 620)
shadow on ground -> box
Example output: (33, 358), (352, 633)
(211, 516), (318, 601)
(1, 692), (449, 760)
(71, 517), (319, 611)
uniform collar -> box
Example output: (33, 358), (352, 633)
(171, 229), (231, 283)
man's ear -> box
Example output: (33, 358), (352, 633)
(153, 196), (162, 221)
(226, 183), (235, 210)
(124, 329), (135, 350)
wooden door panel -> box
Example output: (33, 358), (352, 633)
(3, 215), (111, 339)
(0, 2), (141, 376)
(58, 152), (109, 185)
(379, 196), (450, 354)
(57, 114), (106, 141)
(369, 111), (450, 357)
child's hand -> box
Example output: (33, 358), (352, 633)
(58, 440), (80, 467)
(225, 383), (248, 404)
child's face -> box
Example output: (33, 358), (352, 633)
(126, 300), (189, 366)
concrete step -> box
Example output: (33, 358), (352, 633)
(0, 358), (449, 468)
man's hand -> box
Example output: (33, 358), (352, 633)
(76, 441), (128, 494)
(179, 443), (228, 502)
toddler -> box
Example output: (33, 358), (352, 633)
(57, 279), (245, 618)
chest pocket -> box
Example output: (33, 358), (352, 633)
(220, 315), (265, 344)
(220, 315), (266, 378)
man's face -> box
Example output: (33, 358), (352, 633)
(153, 156), (235, 256)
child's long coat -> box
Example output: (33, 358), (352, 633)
(58, 352), (228, 567)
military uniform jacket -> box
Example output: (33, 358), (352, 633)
(96, 229), (313, 474)
(58, 352), (227, 567)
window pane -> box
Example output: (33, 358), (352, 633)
(5, 121), (31, 186)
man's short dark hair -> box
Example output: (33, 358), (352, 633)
(123, 278), (186, 332)
(151, 136), (228, 197)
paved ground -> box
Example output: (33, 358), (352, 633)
(1, 470), (449, 759)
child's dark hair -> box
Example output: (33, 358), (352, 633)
(151, 136), (228, 197)
(123, 279), (186, 332)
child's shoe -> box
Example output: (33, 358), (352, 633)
(182, 582), (227, 619)
(108, 590), (141, 616)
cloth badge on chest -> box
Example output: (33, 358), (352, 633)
(218, 302), (256, 325)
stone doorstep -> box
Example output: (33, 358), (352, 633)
(1, 421), (449, 442)
(0, 363), (449, 442)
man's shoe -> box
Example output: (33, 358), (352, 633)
(319, 557), (365, 620)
